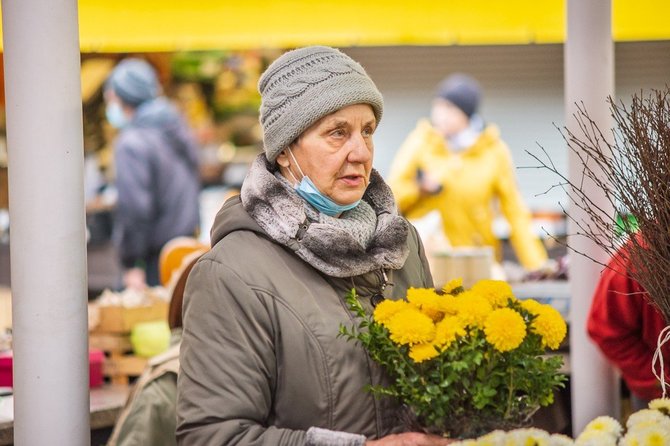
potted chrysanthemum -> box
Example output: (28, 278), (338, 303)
(340, 278), (568, 439)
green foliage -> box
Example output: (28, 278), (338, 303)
(339, 289), (567, 439)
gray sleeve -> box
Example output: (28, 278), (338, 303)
(305, 427), (366, 446)
(176, 258), (306, 446)
(410, 223), (434, 288)
(114, 134), (154, 268)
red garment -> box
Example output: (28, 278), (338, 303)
(587, 249), (670, 401)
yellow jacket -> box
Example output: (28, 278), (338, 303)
(388, 119), (547, 270)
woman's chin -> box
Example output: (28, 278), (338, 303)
(333, 182), (367, 202)
(333, 193), (364, 206)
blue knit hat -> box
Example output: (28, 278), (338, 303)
(106, 58), (159, 107)
(436, 73), (481, 118)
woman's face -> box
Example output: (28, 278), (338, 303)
(430, 98), (469, 137)
(277, 103), (376, 205)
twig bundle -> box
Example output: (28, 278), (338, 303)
(527, 88), (670, 321)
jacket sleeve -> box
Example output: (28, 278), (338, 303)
(114, 134), (155, 268)
(177, 258), (366, 446)
(587, 255), (661, 400)
(114, 374), (178, 446)
(387, 122), (427, 214)
(493, 144), (547, 270)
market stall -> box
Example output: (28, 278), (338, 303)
(1, 1), (670, 444)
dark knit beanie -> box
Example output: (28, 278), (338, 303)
(436, 73), (481, 118)
(258, 46), (384, 163)
(106, 58), (159, 107)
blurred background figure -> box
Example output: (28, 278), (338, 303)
(387, 73), (548, 273)
(104, 58), (201, 289)
(587, 244), (670, 412)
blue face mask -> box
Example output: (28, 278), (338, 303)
(105, 102), (129, 129)
(287, 148), (361, 217)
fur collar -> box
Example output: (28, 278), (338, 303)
(241, 154), (409, 278)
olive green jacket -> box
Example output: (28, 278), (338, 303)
(108, 342), (180, 446)
(177, 156), (433, 445)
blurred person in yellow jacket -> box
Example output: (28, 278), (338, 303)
(388, 73), (547, 271)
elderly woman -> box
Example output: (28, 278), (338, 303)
(177, 46), (451, 446)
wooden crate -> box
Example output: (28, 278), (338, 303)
(94, 300), (169, 334)
(89, 332), (148, 385)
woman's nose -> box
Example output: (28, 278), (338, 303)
(347, 132), (372, 163)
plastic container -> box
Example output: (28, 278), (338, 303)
(0, 351), (11, 387)
(0, 348), (105, 388)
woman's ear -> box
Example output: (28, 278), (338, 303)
(276, 149), (290, 168)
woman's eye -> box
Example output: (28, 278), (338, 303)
(331, 129), (346, 138)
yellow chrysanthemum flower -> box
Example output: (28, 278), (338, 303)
(386, 308), (436, 345)
(627, 409), (670, 431)
(621, 427), (670, 446)
(407, 288), (444, 321)
(454, 291), (493, 328)
(409, 342), (439, 363)
(433, 316), (465, 349)
(504, 428), (551, 446)
(650, 398), (670, 413)
(641, 429), (670, 446)
(550, 433), (576, 446)
(373, 299), (410, 326)
(435, 295), (459, 316)
(575, 429), (618, 446)
(442, 277), (464, 295)
(529, 305), (567, 349)
(484, 308), (526, 352)
(477, 429), (506, 444)
(626, 413), (670, 441)
(618, 433), (641, 446)
(520, 298), (544, 314)
(583, 416), (623, 437)
(450, 441), (477, 446)
(471, 279), (516, 308)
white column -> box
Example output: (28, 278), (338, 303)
(565, 0), (619, 435)
(1, 0), (90, 444)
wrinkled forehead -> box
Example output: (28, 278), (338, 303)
(308, 104), (377, 130)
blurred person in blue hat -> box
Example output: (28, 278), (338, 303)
(105, 58), (201, 289)
(388, 73), (548, 273)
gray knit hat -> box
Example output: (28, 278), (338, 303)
(258, 46), (384, 163)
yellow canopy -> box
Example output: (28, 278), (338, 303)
(1, 0), (669, 52)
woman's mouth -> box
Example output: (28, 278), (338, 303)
(339, 175), (365, 187)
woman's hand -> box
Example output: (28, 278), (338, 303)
(366, 432), (455, 446)
(416, 169), (443, 196)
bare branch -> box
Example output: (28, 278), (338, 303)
(528, 88), (670, 321)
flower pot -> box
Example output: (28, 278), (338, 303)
(398, 404), (540, 440)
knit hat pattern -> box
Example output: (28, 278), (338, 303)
(258, 46), (384, 162)
(436, 73), (481, 118)
(107, 58), (159, 107)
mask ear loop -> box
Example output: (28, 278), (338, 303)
(652, 325), (670, 399)
(287, 146), (307, 182)
(284, 163), (300, 186)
